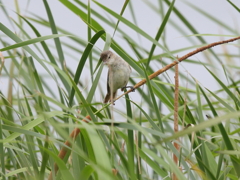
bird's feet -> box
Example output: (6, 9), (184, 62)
(111, 101), (116, 105)
(122, 86), (135, 92)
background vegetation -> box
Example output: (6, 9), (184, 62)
(0, 0), (240, 180)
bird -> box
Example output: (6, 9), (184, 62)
(100, 50), (133, 104)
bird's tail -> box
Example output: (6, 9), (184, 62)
(104, 91), (117, 104)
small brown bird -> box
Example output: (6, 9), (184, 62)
(100, 50), (133, 104)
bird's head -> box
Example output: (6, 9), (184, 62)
(100, 50), (116, 65)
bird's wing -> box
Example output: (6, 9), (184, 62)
(104, 70), (111, 103)
(107, 70), (110, 93)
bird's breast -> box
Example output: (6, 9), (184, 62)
(108, 64), (130, 91)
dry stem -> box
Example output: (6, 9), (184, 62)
(48, 115), (91, 180)
(172, 63), (180, 180)
(114, 36), (240, 101)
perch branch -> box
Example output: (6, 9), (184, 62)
(114, 36), (240, 101)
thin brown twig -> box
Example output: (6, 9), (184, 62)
(48, 115), (91, 180)
(172, 63), (180, 180)
(114, 36), (240, 102)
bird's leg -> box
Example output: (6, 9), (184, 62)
(122, 86), (135, 92)
(111, 100), (116, 105)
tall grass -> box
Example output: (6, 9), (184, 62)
(0, 0), (240, 180)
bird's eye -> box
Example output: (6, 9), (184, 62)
(108, 55), (111, 59)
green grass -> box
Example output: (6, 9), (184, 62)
(0, 1), (240, 180)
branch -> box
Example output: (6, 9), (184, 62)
(114, 36), (240, 101)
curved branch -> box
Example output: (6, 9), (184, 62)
(114, 36), (240, 101)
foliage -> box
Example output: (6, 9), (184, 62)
(0, 0), (240, 180)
